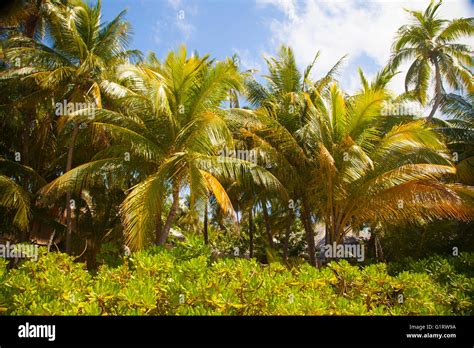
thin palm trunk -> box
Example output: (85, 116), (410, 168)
(248, 207), (254, 258)
(21, 112), (32, 166)
(262, 202), (274, 248)
(203, 199), (209, 245)
(65, 123), (79, 254)
(428, 60), (442, 120)
(19, 111), (32, 243)
(157, 180), (180, 245)
(235, 201), (240, 234)
(155, 210), (163, 244)
(24, 13), (39, 38)
(301, 199), (317, 267)
(283, 209), (293, 261)
(85, 237), (97, 270)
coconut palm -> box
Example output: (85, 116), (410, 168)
(41, 46), (285, 250)
(390, 0), (473, 120)
(242, 47), (473, 264)
(303, 82), (473, 243)
(2, 0), (140, 253)
(241, 45), (346, 266)
(0, 0), (71, 38)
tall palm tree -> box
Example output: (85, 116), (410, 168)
(0, 0), (71, 38)
(243, 47), (473, 265)
(2, 0), (140, 253)
(390, 0), (473, 120)
(41, 46), (285, 250)
(302, 83), (473, 243)
(242, 45), (346, 266)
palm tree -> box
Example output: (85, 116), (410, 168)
(41, 46), (285, 250)
(0, 0), (71, 38)
(2, 0), (140, 253)
(243, 47), (473, 264)
(0, 158), (46, 236)
(390, 0), (473, 120)
(302, 82), (473, 244)
(439, 92), (474, 184)
(0, 0), (71, 175)
(241, 45), (346, 266)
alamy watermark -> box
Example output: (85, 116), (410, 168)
(381, 101), (423, 117)
(0, 242), (39, 261)
(18, 322), (55, 341)
(55, 100), (96, 119)
(217, 147), (257, 164)
(321, 242), (365, 262)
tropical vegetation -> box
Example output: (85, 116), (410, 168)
(0, 0), (472, 315)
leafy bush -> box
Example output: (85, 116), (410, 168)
(388, 253), (474, 315)
(0, 238), (472, 315)
(374, 221), (474, 261)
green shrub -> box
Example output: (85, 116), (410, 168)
(0, 241), (471, 315)
(0, 249), (93, 315)
(388, 253), (474, 315)
(374, 221), (474, 261)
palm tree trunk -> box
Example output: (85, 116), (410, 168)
(157, 181), (180, 245)
(235, 202), (240, 233)
(325, 224), (330, 244)
(248, 207), (254, 258)
(85, 237), (97, 270)
(203, 199), (209, 244)
(283, 209), (293, 261)
(301, 199), (317, 267)
(65, 123), (79, 254)
(428, 61), (442, 120)
(21, 112), (32, 167)
(262, 202), (274, 248)
(24, 13), (39, 38)
(155, 209), (163, 244)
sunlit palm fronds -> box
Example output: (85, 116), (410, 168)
(389, 0), (473, 119)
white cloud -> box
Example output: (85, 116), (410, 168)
(256, 0), (298, 20)
(257, 0), (474, 94)
(154, 1), (197, 47)
(153, 21), (162, 45)
(167, 0), (183, 10)
(233, 48), (264, 72)
(175, 11), (195, 39)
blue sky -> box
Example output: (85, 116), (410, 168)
(100, 0), (281, 65)
(99, 0), (474, 95)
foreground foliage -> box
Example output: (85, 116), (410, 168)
(1, 238), (472, 316)
(0, 0), (472, 266)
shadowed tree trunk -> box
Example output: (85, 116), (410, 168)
(203, 199), (209, 245)
(301, 199), (317, 267)
(325, 224), (330, 244)
(155, 209), (163, 245)
(156, 180), (180, 245)
(65, 123), (79, 254)
(249, 207), (254, 258)
(24, 12), (40, 38)
(283, 209), (293, 261)
(85, 237), (97, 270)
(235, 201), (240, 234)
(21, 112), (32, 167)
(262, 201), (274, 249)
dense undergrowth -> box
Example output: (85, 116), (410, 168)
(0, 237), (472, 316)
